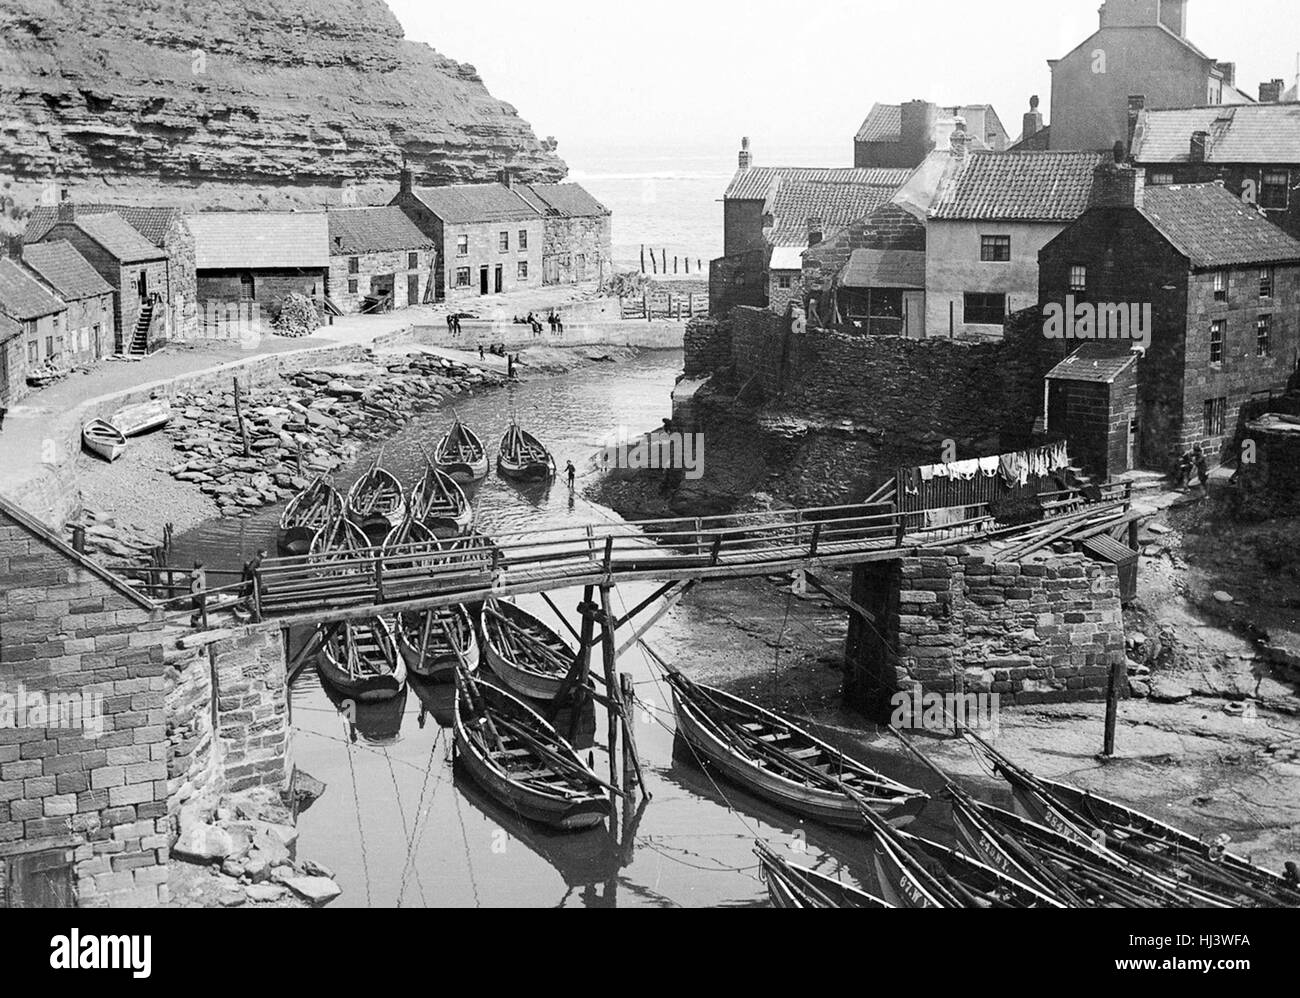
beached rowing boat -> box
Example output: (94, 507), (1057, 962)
(410, 463), (473, 536)
(397, 605), (480, 681)
(664, 669), (928, 827)
(435, 420), (489, 482)
(278, 478), (343, 557)
(754, 841), (893, 908)
(497, 422), (555, 481)
(480, 598), (574, 700)
(346, 459), (407, 545)
(317, 617), (406, 702)
(453, 667), (610, 831)
(965, 732), (1300, 907)
(82, 419), (127, 462)
(109, 398), (172, 437)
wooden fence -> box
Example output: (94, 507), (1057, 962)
(619, 292), (708, 322)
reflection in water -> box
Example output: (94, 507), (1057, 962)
(170, 350), (917, 906)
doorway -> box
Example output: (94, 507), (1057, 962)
(494, 265), (503, 294)
(137, 270), (147, 299)
(479, 266), (489, 296)
(407, 274), (419, 305)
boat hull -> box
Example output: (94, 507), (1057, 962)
(480, 603), (572, 701)
(496, 456), (552, 481)
(398, 608), (481, 681)
(317, 653), (407, 702)
(670, 686), (926, 828)
(438, 454), (489, 483)
(82, 420), (126, 462)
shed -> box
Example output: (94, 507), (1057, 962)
(1081, 533), (1138, 605)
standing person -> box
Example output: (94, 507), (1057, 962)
(1173, 450), (1193, 490)
(0, 405), (7, 432)
(478, 343), (485, 361)
(565, 459), (576, 491)
(547, 310), (557, 334)
(446, 312), (454, 337)
(1193, 444), (1209, 490)
(556, 311), (564, 336)
(189, 561), (208, 628)
(241, 548), (267, 617)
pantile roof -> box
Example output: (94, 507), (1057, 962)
(69, 213), (164, 263)
(21, 241), (113, 300)
(23, 203), (181, 246)
(0, 258), (65, 322)
(516, 183), (609, 218)
(409, 184), (539, 224)
(930, 151), (1107, 221)
(1139, 183), (1300, 268)
(1046, 341), (1139, 384)
(189, 212), (330, 269)
(327, 207), (433, 256)
(724, 167), (913, 248)
(842, 248), (927, 288)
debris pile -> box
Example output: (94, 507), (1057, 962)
(272, 292), (322, 337)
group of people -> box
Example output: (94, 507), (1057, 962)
(1173, 444), (1211, 491)
(513, 310), (564, 337)
(444, 313), (464, 336)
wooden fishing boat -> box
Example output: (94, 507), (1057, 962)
(861, 806), (1065, 909)
(452, 667), (610, 831)
(497, 422), (555, 481)
(82, 419), (127, 462)
(965, 733), (1300, 907)
(434, 420), (489, 482)
(480, 598), (575, 701)
(382, 519), (445, 571)
(409, 463), (473, 536)
(317, 617), (406, 702)
(278, 478), (343, 557)
(397, 604), (480, 681)
(664, 669), (928, 827)
(108, 398), (172, 437)
(754, 841), (893, 909)
(346, 461), (407, 546)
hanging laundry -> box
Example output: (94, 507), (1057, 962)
(978, 456), (1000, 477)
(919, 464), (937, 483)
(950, 458), (980, 480)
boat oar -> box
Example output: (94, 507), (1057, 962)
(487, 713), (625, 799)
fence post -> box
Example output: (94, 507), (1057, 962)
(809, 523), (821, 558)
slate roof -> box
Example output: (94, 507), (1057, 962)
(1046, 341), (1139, 384)
(68, 213), (164, 263)
(1139, 183), (1300, 268)
(856, 103), (903, 143)
(189, 212), (330, 269)
(327, 207), (433, 256)
(516, 183), (609, 218)
(1131, 104), (1300, 164)
(409, 184), (539, 224)
(930, 151), (1107, 221)
(21, 241), (113, 300)
(23, 203), (181, 246)
(0, 258), (65, 321)
(723, 167), (911, 201)
(842, 249), (927, 288)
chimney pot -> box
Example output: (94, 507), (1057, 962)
(738, 137), (752, 170)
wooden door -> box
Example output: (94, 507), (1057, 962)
(407, 274), (419, 305)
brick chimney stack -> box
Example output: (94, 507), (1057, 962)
(738, 136), (752, 170)
(1090, 161), (1146, 210)
(900, 100), (937, 163)
(807, 216), (823, 247)
(499, 168), (514, 190)
(1022, 95), (1043, 143)
(1260, 79), (1285, 102)
(949, 118), (971, 159)
(1190, 130), (1209, 162)
(56, 192), (74, 222)
(399, 164), (413, 194)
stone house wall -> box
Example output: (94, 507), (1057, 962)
(328, 248), (432, 313)
(0, 498), (171, 907)
(542, 215), (612, 286)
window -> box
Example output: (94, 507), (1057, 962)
(456, 235), (469, 257)
(964, 292), (1006, 325)
(455, 267), (471, 288)
(1203, 397), (1227, 437)
(1261, 170), (1289, 210)
(518, 229), (528, 251)
(45, 336), (53, 358)
(347, 279), (358, 294)
(1069, 265), (1088, 293)
(240, 271), (254, 301)
(27, 340), (37, 364)
(1150, 172), (1174, 186)
(1260, 266), (1275, 299)
(347, 257), (359, 275)
(1212, 271), (1227, 302)
(499, 231), (509, 252)
(407, 252), (419, 269)
(1257, 314), (1272, 357)
(517, 261), (528, 280)
(980, 235), (1011, 262)
(1209, 320), (1225, 363)
(777, 275), (793, 289)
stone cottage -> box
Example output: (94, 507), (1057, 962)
(326, 206), (435, 313)
(21, 241), (115, 366)
(0, 258), (67, 408)
(1040, 166), (1300, 476)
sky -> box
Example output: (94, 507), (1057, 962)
(388, 0), (1300, 167)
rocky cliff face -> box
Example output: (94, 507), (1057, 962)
(0, 0), (566, 224)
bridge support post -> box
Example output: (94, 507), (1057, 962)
(598, 585), (622, 806)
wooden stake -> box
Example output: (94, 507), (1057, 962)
(1102, 657), (1124, 757)
(620, 672), (638, 803)
(599, 585), (621, 805)
(233, 376), (251, 457)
